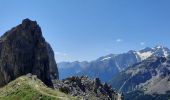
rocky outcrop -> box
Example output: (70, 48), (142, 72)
(0, 19), (58, 87)
(54, 76), (122, 100)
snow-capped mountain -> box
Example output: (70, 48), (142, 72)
(58, 46), (170, 82)
(134, 46), (170, 61)
(110, 56), (170, 94)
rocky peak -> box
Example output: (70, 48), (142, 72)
(154, 45), (164, 49)
(0, 19), (58, 87)
(139, 47), (153, 53)
(21, 19), (37, 28)
(133, 46), (170, 61)
(152, 45), (170, 57)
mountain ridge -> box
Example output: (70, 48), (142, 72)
(59, 46), (170, 82)
(110, 56), (170, 93)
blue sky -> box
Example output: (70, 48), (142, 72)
(0, 0), (170, 62)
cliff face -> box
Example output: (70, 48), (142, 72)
(0, 19), (58, 87)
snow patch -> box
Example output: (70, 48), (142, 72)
(156, 45), (162, 49)
(133, 51), (141, 61)
(101, 57), (111, 61)
(163, 48), (169, 57)
(115, 61), (121, 71)
(136, 51), (153, 60)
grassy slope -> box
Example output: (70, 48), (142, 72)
(0, 75), (78, 100)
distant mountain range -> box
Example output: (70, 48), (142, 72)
(58, 46), (170, 82)
(58, 61), (89, 79)
(111, 56), (170, 100)
(110, 56), (170, 93)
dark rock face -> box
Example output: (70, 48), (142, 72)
(54, 76), (122, 100)
(0, 19), (58, 87)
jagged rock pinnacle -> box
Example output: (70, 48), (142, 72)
(0, 19), (59, 87)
